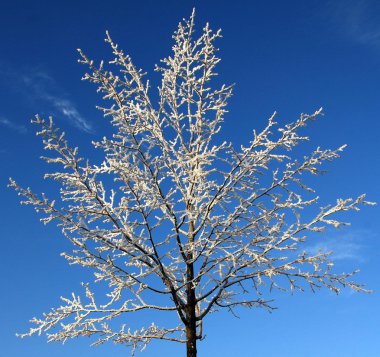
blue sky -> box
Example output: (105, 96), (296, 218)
(1, 0), (379, 356)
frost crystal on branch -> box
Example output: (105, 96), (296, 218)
(10, 9), (373, 356)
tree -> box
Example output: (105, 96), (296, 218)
(10, 10), (373, 357)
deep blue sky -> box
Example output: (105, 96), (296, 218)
(1, 0), (379, 356)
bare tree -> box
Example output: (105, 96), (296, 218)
(10, 10), (373, 357)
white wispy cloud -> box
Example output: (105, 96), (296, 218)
(327, 0), (380, 49)
(309, 239), (361, 261)
(0, 117), (27, 134)
(0, 64), (94, 134)
(21, 72), (94, 133)
(307, 229), (373, 262)
(50, 98), (93, 133)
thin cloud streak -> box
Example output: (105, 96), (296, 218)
(309, 240), (362, 261)
(22, 72), (94, 133)
(327, 0), (380, 49)
(0, 64), (93, 134)
(307, 229), (373, 262)
(52, 98), (93, 133)
(0, 117), (27, 134)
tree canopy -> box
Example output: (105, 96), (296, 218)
(11, 10), (373, 357)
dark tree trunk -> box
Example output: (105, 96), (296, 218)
(185, 276), (197, 357)
(185, 313), (197, 357)
(186, 217), (197, 357)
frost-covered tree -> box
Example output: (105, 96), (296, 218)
(10, 10), (373, 357)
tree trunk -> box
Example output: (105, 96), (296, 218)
(185, 247), (197, 357)
(186, 216), (197, 357)
(185, 283), (197, 357)
(186, 315), (197, 357)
